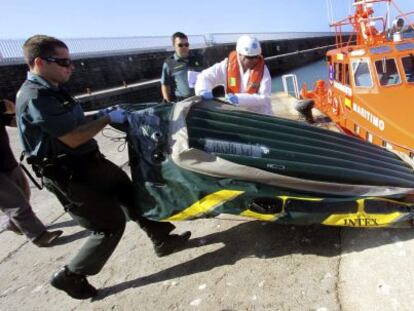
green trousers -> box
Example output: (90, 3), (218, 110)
(44, 152), (173, 275)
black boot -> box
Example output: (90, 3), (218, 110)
(33, 230), (63, 247)
(50, 266), (97, 299)
(136, 216), (175, 237)
(135, 217), (190, 257)
(153, 231), (191, 257)
(5, 221), (23, 235)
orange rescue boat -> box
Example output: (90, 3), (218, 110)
(301, 0), (414, 159)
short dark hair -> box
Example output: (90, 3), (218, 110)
(23, 35), (68, 67)
(171, 32), (188, 45)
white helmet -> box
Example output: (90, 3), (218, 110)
(236, 35), (262, 56)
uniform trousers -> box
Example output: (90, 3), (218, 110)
(0, 165), (46, 240)
(42, 151), (174, 276)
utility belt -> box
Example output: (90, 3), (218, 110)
(21, 149), (102, 190)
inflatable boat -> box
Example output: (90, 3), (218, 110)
(121, 97), (414, 227)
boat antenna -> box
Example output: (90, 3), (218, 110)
(325, 0), (334, 24)
(325, 0), (330, 24)
(386, 0), (391, 31)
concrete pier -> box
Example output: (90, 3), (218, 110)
(1, 99), (414, 310)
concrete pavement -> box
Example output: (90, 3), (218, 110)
(1, 121), (414, 310)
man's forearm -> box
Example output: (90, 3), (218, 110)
(58, 116), (110, 148)
(161, 85), (171, 102)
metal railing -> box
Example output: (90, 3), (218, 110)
(282, 74), (300, 99)
(207, 32), (335, 44)
(0, 32), (334, 66)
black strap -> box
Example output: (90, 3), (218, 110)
(19, 151), (43, 190)
(20, 163), (43, 190)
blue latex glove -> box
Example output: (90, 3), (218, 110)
(108, 108), (127, 124)
(226, 93), (239, 105)
(200, 90), (213, 100)
(97, 107), (112, 118)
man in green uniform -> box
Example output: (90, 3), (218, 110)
(16, 35), (191, 300)
(161, 32), (204, 102)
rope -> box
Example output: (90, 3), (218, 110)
(101, 127), (128, 152)
(264, 42), (355, 62)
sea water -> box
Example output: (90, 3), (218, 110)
(271, 59), (328, 95)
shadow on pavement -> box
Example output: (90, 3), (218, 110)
(94, 221), (414, 300)
(96, 221), (341, 299)
(53, 230), (90, 245)
(48, 219), (78, 230)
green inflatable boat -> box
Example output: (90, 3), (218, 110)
(122, 97), (414, 228)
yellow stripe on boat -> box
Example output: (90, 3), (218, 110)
(164, 190), (244, 221)
(240, 209), (281, 221)
(240, 195), (321, 221)
(278, 196), (323, 202)
(322, 198), (406, 227)
(323, 212), (402, 227)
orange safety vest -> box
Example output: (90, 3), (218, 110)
(226, 51), (265, 94)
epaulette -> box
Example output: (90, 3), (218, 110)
(38, 88), (77, 108)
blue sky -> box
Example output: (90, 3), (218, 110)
(0, 0), (413, 39)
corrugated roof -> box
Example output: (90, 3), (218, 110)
(0, 32), (334, 65)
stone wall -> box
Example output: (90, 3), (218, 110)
(0, 36), (336, 110)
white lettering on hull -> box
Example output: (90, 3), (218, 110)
(353, 103), (385, 131)
(333, 81), (353, 97)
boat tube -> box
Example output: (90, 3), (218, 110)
(121, 97), (414, 227)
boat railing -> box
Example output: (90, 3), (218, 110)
(330, 0), (414, 47)
(282, 74), (300, 99)
(331, 14), (386, 47)
(353, 0), (384, 5)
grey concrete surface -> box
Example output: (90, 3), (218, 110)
(1, 121), (414, 311)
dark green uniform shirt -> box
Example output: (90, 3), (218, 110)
(16, 73), (97, 160)
(161, 52), (203, 100)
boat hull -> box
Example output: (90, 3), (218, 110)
(123, 97), (414, 227)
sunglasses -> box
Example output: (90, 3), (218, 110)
(42, 57), (73, 67)
(177, 43), (189, 48)
(244, 55), (259, 60)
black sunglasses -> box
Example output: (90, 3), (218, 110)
(244, 55), (259, 60)
(177, 43), (189, 48)
(42, 57), (73, 67)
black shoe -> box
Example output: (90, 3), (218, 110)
(33, 230), (63, 247)
(154, 231), (191, 257)
(5, 222), (23, 235)
(50, 266), (97, 300)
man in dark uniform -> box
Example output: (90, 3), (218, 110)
(160, 31), (204, 103)
(16, 35), (191, 300)
(0, 98), (62, 246)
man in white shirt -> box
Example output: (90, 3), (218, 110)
(195, 35), (272, 115)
